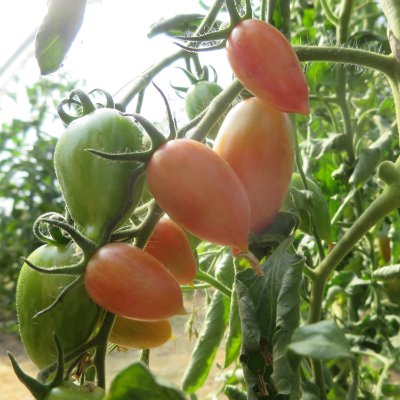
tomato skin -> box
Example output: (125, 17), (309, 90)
(54, 108), (145, 243)
(145, 218), (197, 285)
(378, 235), (391, 263)
(84, 243), (186, 321)
(17, 243), (100, 371)
(146, 139), (251, 252)
(214, 98), (294, 233)
(44, 381), (105, 400)
(226, 19), (309, 115)
(109, 316), (172, 349)
(186, 82), (224, 140)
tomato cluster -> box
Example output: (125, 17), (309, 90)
(14, 14), (309, 396)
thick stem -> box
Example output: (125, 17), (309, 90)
(190, 79), (243, 142)
(294, 46), (396, 78)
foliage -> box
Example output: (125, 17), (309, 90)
(0, 75), (80, 316)
(5, 0), (400, 399)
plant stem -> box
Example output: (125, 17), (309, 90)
(140, 349), (150, 368)
(294, 46), (396, 78)
(195, 270), (232, 298)
(190, 79), (244, 142)
(320, 0), (338, 25)
(115, 0), (225, 110)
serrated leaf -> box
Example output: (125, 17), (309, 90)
(35, 0), (86, 75)
(107, 362), (186, 400)
(236, 235), (304, 399)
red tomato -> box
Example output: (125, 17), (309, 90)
(226, 19), (310, 115)
(214, 98), (294, 233)
(84, 243), (186, 321)
(109, 316), (172, 349)
(146, 139), (251, 252)
(145, 218), (197, 285)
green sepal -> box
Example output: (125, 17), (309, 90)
(39, 218), (97, 257)
(22, 256), (86, 276)
(34, 275), (85, 317)
(8, 334), (65, 400)
(88, 88), (115, 109)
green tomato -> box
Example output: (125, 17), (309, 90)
(54, 108), (145, 243)
(385, 278), (400, 304)
(185, 81), (223, 140)
(280, 173), (334, 243)
(17, 242), (101, 371)
(44, 381), (105, 400)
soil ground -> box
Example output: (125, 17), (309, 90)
(0, 293), (232, 400)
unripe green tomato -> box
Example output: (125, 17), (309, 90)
(44, 381), (105, 400)
(280, 173), (334, 243)
(186, 81), (223, 140)
(55, 108), (145, 243)
(17, 243), (101, 371)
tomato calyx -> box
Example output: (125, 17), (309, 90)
(8, 334), (65, 400)
(171, 65), (218, 93)
(173, 0), (252, 52)
(85, 82), (175, 164)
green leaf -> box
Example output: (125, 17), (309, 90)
(181, 290), (231, 394)
(35, 0), (86, 75)
(301, 381), (320, 400)
(107, 362), (186, 400)
(224, 385), (247, 400)
(373, 265), (400, 281)
(287, 321), (354, 371)
(349, 147), (381, 189)
(236, 235), (304, 399)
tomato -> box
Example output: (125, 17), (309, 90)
(226, 19), (310, 115)
(186, 81), (224, 140)
(280, 173), (334, 243)
(54, 108), (145, 243)
(44, 381), (105, 400)
(146, 139), (251, 252)
(17, 243), (100, 371)
(214, 98), (294, 233)
(378, 235), (391, 263)
(109, 316), (172, 349)
(145, 218), (197, 285)
(84, 243), (186, 321)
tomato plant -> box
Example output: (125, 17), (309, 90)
(145, 218), (197, 285)
(84, 243), (186, 321)
(17, 242), (100, 370)
(54, 108), (146, 243)
(109, 316), (172, 349)
(214, 97), (294, 233)
(146, 139), (251, 252)
(226, 19), (310, 115)
(44, 381), (105, 400)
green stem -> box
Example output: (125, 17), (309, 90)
(190, 79), (244, 142)
(320, 0), (338, 25)
(140, 349), (150, 368)
(135, 89), (145, 114)
(294, 46), (396, 78)
(134, 200), (164, 249)
(260, 0), (266, 22)
(195, 270), (232, 298)
(267, 0), (276, 25)
(348, 359), (359, 400)
(115, 0), (225, 110)
(331, 189), (356, 225)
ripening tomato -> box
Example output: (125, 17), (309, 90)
(226, 19), (310, 115)
(378, 235), (391, 264)
(145, 218), (197, 285)
(109, 316), (172, 349)
(146, 139), (251, 252)
(214, 98), (294, 233)
(84, 243), (186, 321)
